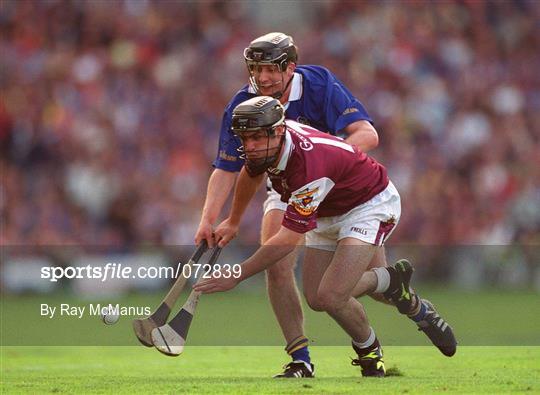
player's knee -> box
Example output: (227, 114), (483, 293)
(304, 292), (325, 312)
(316, 290), (348, 313)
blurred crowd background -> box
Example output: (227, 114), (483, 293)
(1, 0), (539, 251)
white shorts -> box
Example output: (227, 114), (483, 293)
(263, 178), (287, 214)
(305, 181), (401, 251)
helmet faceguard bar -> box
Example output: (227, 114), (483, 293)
(234, 127), (285, 177)
(244, 48), (291, 70)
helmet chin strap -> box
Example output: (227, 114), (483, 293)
(270, 73), (294, 100)
(250, 71), (293, 101)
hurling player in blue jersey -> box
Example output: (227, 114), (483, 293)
(195, 33), (455, 378)
(195, 32), (378, 378)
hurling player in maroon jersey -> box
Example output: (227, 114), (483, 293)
(195, 32), (379, 378)
(195, 97), (456, 378)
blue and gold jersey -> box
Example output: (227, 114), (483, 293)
(213, 65), (372, 172)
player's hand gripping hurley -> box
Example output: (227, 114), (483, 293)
(151, 246), (222, 356)
(132, 241), (208, 346)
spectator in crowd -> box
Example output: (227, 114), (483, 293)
(1, 0), (538, 253)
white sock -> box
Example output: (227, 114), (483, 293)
(372, 267), (390, 293)
(352, 327), (376, 349)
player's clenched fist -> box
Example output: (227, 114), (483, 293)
(214, 218), (239, 247)
(193, 269), (240, 294)
(195, 219), (215, 248)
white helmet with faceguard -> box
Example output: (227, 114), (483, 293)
(231, 96), (286, 176)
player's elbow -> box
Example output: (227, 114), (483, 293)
(345, 121), (379, 152)
(364, 129), (379, 151)
(361, 123), (379, 150)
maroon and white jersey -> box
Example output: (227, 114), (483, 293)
(267, 120), (389, 233)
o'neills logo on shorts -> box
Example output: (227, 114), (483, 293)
(351, 227), (368, 235)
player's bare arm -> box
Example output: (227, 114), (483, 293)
(195, 168), (237, 247)
(215, 167), (265, 247)
(194, 226), (302, 294)
(342, 120), (379, 152)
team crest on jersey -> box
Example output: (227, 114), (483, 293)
(291, 187), (319, 216)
